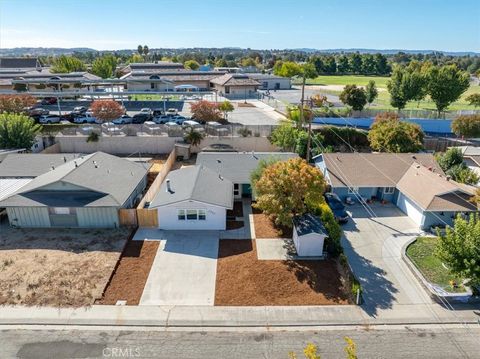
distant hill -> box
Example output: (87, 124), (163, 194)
(0, 47), (98, 56)
(0, 47), (478, 57)
(293, 48), (479, 56)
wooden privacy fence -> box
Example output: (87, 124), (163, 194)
(119, 147), (176, 228)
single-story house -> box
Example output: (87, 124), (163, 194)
(210, 73), (260, 99)
(247, 73), (291, 90)
(149, 165), (233, 230)
(315, 152), (477, 230)
(196, 151), (298, 199)
(293, 213), (327, 257)
(452, 146), (480, 185)
(0, 152), (149, 228)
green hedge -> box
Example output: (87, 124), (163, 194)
(309, 201), (343, 257)
(314, 126), (369, 150)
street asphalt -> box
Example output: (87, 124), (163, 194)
(3, 325), (479, 359)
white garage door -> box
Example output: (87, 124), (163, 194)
(396, 192), (424, 226)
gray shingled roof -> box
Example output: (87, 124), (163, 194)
(318, 152), (443, 188)
(0, 154), (80, 178)
(0, 152), (149, 207)
(150, 165), (233, 208)
(210, 73), (260, 86)
(293, 213), (327, 236)
(196, 152), (298, 184)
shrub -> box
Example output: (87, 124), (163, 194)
(309, 202), (343, 257)
(315, 126), (369, 151)
(86, 132), (100, 143)
(237, 127), (252, 137)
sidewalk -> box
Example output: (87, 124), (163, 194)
(0, 302), (477, 328)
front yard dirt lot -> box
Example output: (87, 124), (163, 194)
(98, 240), (159, 305)
(215, 240), (350, 306)
(252, 207), (292, 238)
(0, 226), (130, 307)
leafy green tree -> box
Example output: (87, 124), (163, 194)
(269, 121), (299, 152)
(0, 113), (41, 149)
(323, 56), (337, 74)
(437, 148), (479, 185)
(183, 127), (205, 147)
(184, 60), (200, 70)
(253, 158), (326, 227)
(349, 53), (362, 74)
(361, 54), (376, 74)
(218, 100), (234, 120)
(137, 45), (143, 55)
(368, 114), (424, 152)
(426, 64), (470, 115)
(451, 114), (480, 138)
(374, 53), (389, 75)
(143, 45), (149, 57)
(339, 85), (367, 111)
(387, 65), (408, 110)
(403, 61), (428, 105)
(436, 214), (480, 290)
(129, 53), (144, 63)
(365, 80), (378, 105)
(91, 54), (117, 79)
(465, 93), (480, 108)
(51, 55), (86, 73)
(336, 55), (350, 74)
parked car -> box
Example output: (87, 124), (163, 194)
(324, 193), (349, 224)
(182, 120), (201, 128)
(40, 97), (57, 105)
(170, 115), (186, 124)
(39, 114), (61, 124)
(112, 115), (133, 125)
(28, 107), (49, 117)
(166, 108), (178, 116)
(73, 113), (99, 124)
(153, 115), (170, 124)
(132, 113), (151, 124)
(72, 106), (88, 116)
(139, 108), (152, 115)
(152, 109), (164, 117)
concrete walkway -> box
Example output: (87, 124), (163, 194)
(220, 198), (253, 240)
(138, 230), (219, 306)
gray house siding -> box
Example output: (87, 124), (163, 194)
(332, 187), (377, 202)
(6, 207), (50, 227)
(76, 207), (119, 228)
(422, 211), (456, 230)
(123, 175), (147, 208)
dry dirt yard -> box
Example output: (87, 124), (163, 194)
(0, 225), (130, 307)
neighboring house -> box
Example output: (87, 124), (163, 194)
(196, 151), (298, 199)
(315, 152), (477, 230)
(0, 152), (149, 228)
(0, 57), (43, 90)
(149, 165), (233, 230)
(452, 146), (480, 184)
(210, 73), (260, 99)
(247, 73), (291, 90)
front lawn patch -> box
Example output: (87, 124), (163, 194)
(98, 240), (159, 305)
(0, 226), (130, 307)
(406, 237), (466, 293)
(215, 240), (350, 305)
(252, 207), (292, 238)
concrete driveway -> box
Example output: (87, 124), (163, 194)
(342, 204), (432, 317)
(137, 229), (219, 306)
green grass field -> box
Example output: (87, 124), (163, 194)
(406, 237), (466, 293)
(302, 75), (480, 112)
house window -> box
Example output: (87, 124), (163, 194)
(347, 187), (359, 194)
(49, 207), (75, 215)
(384, 187), (395, 194)
(198, 209), (206, 220)
(150, 83), (155, 89)
(178, 210), (186, 220)
(225, 86), (230, 94)
(234, 183), (240, 196)
(186, 209), (198, 220)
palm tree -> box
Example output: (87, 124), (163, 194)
(183, 127), (204, 147)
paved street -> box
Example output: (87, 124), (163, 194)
(342, 204), (431, 317)
(3, 325), (479, 359)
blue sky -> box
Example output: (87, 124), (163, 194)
(0, 0), (478, 51)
